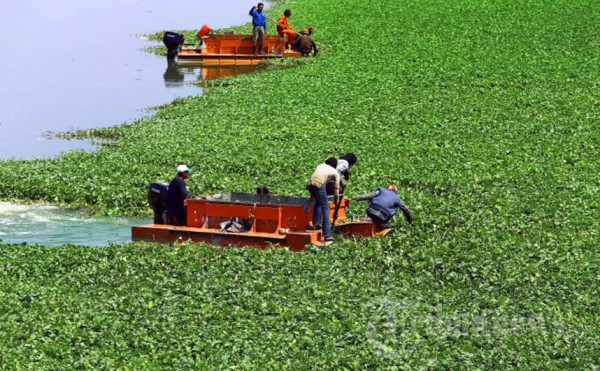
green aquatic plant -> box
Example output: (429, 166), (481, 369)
(0, 241), (597, 368)
(0, 0), (598, 367)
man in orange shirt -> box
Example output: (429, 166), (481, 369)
(277, 9), (296, 49)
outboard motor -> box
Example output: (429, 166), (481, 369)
(163, 31), (185, 60)
(148, 182), (169, 224)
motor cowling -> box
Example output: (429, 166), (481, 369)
(148, 182), (169, 224)
(163, 32), (185, 60)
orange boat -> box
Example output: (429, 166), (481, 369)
(132, 192), (393, 251)
(177, 34), (301, 66)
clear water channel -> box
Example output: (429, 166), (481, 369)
(0, 202), (147, 246)
(0, 0), (259, 245)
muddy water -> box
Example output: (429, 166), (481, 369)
(0, 0), (257, 159)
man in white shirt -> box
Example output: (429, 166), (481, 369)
(327, 153), (357, 196)
(306, 157), (340, 242)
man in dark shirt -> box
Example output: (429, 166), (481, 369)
(166, 165), (192, 226)
(292, 28), (318, 57)
(349, 184), (413, 228)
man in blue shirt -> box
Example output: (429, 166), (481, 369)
(249, 3), (267, 55)
(166, 165), (192, 226)
(349, 184), (413, 228)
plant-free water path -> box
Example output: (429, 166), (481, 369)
(0, 0), (254, 159)
(0, 0), (257, 245)
(0, 203), (148, 246)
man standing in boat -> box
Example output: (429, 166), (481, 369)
(166, 165), (192, 226)
(249, 3), (267, 55)
(307, 158), (341, 243)
(277, 9), (296, 49)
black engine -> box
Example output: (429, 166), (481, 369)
(148, 182), (169, 224)
(163, 32), (185, 60)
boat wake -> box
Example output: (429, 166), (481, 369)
(0, 202), (148, 246)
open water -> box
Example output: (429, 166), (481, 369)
(0, 202), (148, 246)
(0, 0), (256, 245)
(0, 0), (255, 159)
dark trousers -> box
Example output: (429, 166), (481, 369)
(167, 208), (186, 226)
(307, 184), (332, 238)
(366, 206), (391, 227)
(252, 26), (264, 52)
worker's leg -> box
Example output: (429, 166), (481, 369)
(307, 185), (322, 229)
(283, 30), (296, 48)
(179, 207), (187, 226)
(317, 184), (332, 238)
(166, 210), (177, 225)
(366, 207), (387, 227)
(380, 221), (393, 229)
(252, 26), (264, 54)
(257, 26), (265, 54)
(168, 209), (185, 226)
(252, 27), (258, 54)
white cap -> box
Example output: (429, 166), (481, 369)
(177, 164), (192, 173)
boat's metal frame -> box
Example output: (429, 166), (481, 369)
(177, 34), (301, 66)
(132, 193), (393, 250)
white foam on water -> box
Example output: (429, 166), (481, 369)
(0, 202), (149, 246)
(0, 202), (58, 213)
(0, 203), (88, 224)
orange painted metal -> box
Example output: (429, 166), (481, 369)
(131, 193), (381, 250)
(177, 34), (302, 65)
(335, 220), (394, 238)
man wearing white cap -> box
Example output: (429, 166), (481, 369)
(166, 165), (193, 226)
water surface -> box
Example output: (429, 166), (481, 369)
(0, 0), (254, 159)
(0, 202), (148, 246)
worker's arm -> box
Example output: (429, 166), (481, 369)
(333, 172), (340, 200)
(180, 180), (188, 200)
(342, 168), (350, 181)
(249, 7), (256, 16)
(352, 189), (380, 201)
(277, 16), (288, 30)
(397, 198), (413, 225)
(312, 39), (318, 56)
(291, 34), (301, 49)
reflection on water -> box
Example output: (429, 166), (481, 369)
(163, 60), (263, 87)
(164, 60), (186, 87)
(0, 0), (253, 159)
(0, 202), (148, 246)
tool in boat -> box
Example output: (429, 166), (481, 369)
(331, 194), (344, 230)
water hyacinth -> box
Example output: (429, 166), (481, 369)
(0, 0), (598, 367)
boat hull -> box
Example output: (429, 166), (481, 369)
(177, 34), (301, 65)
